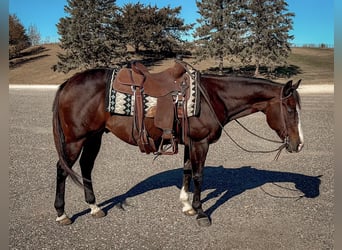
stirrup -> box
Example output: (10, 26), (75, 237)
(158, 131), (178, 155)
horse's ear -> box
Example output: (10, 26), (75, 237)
(283, 80), (293, 97)
(292, 79), (302, 90)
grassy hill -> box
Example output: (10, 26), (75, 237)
(9, 43), (333, 85)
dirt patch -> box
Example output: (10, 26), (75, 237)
(287, 47), (334, 84)
(9, 44), (79, 85)
(9, 44), (334, 85)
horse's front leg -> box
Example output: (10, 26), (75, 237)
(190, 140), (211, 227)
(180, 145), (196, 216)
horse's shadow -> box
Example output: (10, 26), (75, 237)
(71, 166), (321, 222)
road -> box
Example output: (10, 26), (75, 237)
(9, 86), (334, 249)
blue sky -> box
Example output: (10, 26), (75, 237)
(9, 0), (334, 46)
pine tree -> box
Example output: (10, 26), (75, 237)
(245, 0), (294, 75)
(9, 14), (30, 58)
(194, 0), (294, 76)
(55, 0), (126, 73)
(149, 5), (194, 54)
(119, 2), (147, 53)
(194, 0), (247, 74)
(120, 3), (193, 56)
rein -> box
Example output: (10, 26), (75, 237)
(234, 119), (282, 144)
(197, 81), (288, 160)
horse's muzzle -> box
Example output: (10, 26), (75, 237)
(285, 137), (304, 153)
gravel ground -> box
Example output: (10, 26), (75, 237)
(9, 86), (334, 249)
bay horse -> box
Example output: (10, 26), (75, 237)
(52, 61), (303, 227)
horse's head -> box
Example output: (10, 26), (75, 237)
(265, 80), (304, 153)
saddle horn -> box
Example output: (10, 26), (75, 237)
(174, 59), (198, 75)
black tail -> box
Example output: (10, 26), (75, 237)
(52, 82), (84, 187)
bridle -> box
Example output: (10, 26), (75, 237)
(279, 86), (296, 148)
(197, 81), (294, 160)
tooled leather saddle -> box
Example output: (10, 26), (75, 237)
(112, 60), (192, 155)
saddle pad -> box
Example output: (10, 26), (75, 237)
(107, 88), (157, 116)
(186, 67), (200, 117)
(105, 67), (200, 117)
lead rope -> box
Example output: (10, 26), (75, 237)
(197, 83), (287, 160)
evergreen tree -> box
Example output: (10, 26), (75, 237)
(194, 0), (247, 74)
(245, 0), (294, 75)
(119, 2), (147, 53)
(149, 5), (194, 54)
(55, 0), (126, 73)
(120, 3), (193, 55)
(9, 14), (30, 58)
(194, 0), (294, 76)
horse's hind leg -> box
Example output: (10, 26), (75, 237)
(79, 132), (106, 219)
(54, 140), (84, 225)
(55, 162), (71, 225)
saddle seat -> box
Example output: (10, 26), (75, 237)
(112, 61), (190, 155)
(114, 61), (183, 97)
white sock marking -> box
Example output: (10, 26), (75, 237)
(180, 187), (193, 212)
(56, 213), (68, 222)
(89, 204), (101, 215)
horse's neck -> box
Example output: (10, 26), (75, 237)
(230, 81), (280, 121)
(204, 77), (280, 122)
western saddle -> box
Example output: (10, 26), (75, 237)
(113, 60), (191, 155)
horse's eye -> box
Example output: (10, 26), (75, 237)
(287, 107), (293, 113)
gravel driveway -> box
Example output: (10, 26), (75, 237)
(9, 86), (334, 249)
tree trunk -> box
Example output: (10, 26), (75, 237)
(219, 56), (223, 75)
(134, 43), (140, 53)
(254, 61), (260, 76)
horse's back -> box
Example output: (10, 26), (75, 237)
(62, 68), (110, 91)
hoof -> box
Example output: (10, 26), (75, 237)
(91, 209), (106, 219)
(196, 214), (211, 227)
(183, 209), (197, 216)
(56, 216), (73, 226)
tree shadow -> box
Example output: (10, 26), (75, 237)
(71, 166), (321, 222)
(124, 58), (165, 68)
(205, 64), (302, 79)
(123, 49), (192, 68)
(9, 54), (50, 69)
(9, 45), (51, 69)
(19, 45), (49, 57)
